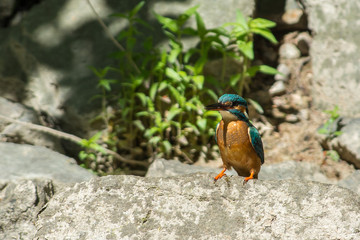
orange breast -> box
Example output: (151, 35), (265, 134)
(216, 120), (261, 177)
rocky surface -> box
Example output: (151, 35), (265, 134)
(0, 97), (64, 152)
(0, 142), (95, 183)
(147, 158), (360, 194)
(34, 174), (360, 240)
(0, 179), (54, 240)
(306, 0), (360, 117)
(318, 117), (360, 169)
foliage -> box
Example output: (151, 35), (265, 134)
(317, 105), (343, 139)
(81, 2), (277, 172)
(318, 105), (343, 162)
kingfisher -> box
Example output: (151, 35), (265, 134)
(206, 94), (264, 183)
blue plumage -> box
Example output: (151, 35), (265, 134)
(248, 126), (264, 164)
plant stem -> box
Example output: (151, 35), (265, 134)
(86, 0), (140, 74)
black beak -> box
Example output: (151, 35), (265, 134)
(205, 103), (225, 111)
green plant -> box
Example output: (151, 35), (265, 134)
(82, 2), (278, 173)
(318, 105), (343, 162)
(318, 105), (343, 139)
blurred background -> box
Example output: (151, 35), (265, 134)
(0, 0), (359, 183)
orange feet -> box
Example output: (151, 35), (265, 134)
(214, 168), (227, 181)
(243, 169), (255, 184)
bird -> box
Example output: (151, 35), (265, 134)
(206, 94), (264, 183)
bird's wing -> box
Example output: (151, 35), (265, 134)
(248, 126), (264, 164)
(215, 122), (220, 144)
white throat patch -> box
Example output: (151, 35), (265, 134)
(219, 110), (238, 121)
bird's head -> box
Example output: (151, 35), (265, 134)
(206, 94), (249, 121)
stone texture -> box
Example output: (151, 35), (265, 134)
(319, 118), (360, 168)
(339, 170), (360, 195)
(269, 80), (286, 96)
(306, 0), (360, 117)
(0, 97), (64, 152)
(274, 63), (291, 81)
(0, 142), (95, 183)
(279, 42), (301, 59)
(147, 158), (334, 184)
(0, 178), (54, 240)
(35, 174), (360, 239)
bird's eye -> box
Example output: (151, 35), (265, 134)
(224, 101), (232, 107)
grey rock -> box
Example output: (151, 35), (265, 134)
(306, 0), (360, 117)
(147, 158), (334, 184)
(285, 113), (299, 123)
(269, 80), (286, 96)
(0, 97), (64, 152)
(295, 31), (312, 56)
(320, 118), (360, 168)
(35, 174), (360, 239)
(0, 142), (95, 183)
(336, 118), (360, 167)
(146, 158), (237, 177)
(260, 160), (334, 184)
(274, 63), (291, 81)
(339, 170), (360, 195)
(0, 0), (129, 136)
(279, 43), (301, 59)
(0, 178), (54, 240)
(282, 8), (304, 25)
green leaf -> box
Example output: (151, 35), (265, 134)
(249, 18), (276, 29)
(165, 68), (181, 81)
(184, 48), (198, 64)
(79, 151), (88, 161)
(334, 131), (343, 136)
(89, 132), (103, 143)
(184, 122), (200, 135)
(97, 79), (116, 91)
(258, 65), (279, 75)
(161, 140), (172, 154)
(126, 36), (136, 51)
(237, 40), (254, 59)
(136, 92), (147, 106)
(185, 101), (198, 111)
(167, 107), (182, 121)
(149, 136), (161, 144)
(192, 75), (204, 90)
(327, 150), (340, 162)
(155, 13), (178, 32)
(133, 120), (145, 131)
(203, 111), (221, 118)
(247, 98), (264, 114)
(168, 47), (182, 64)
(184, 5), (199, 17)
(251, 28), (278, 44)
(182, 27), (198, 36)
(129, 1), (145, 18)
(168, 85), (185, 106)
(235, 10), (248, 29)
(149, 82), (159, 101)
(230, 73), (241, 87)
(136, 111), (151, 117)
(195, 12), (206, 37)
(110, 13), (128, 19)
(145, 128), (160, 138)
(317, 127), (329, 135)
(196, 118), (207, 132)
(205, 89), (218, 101)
